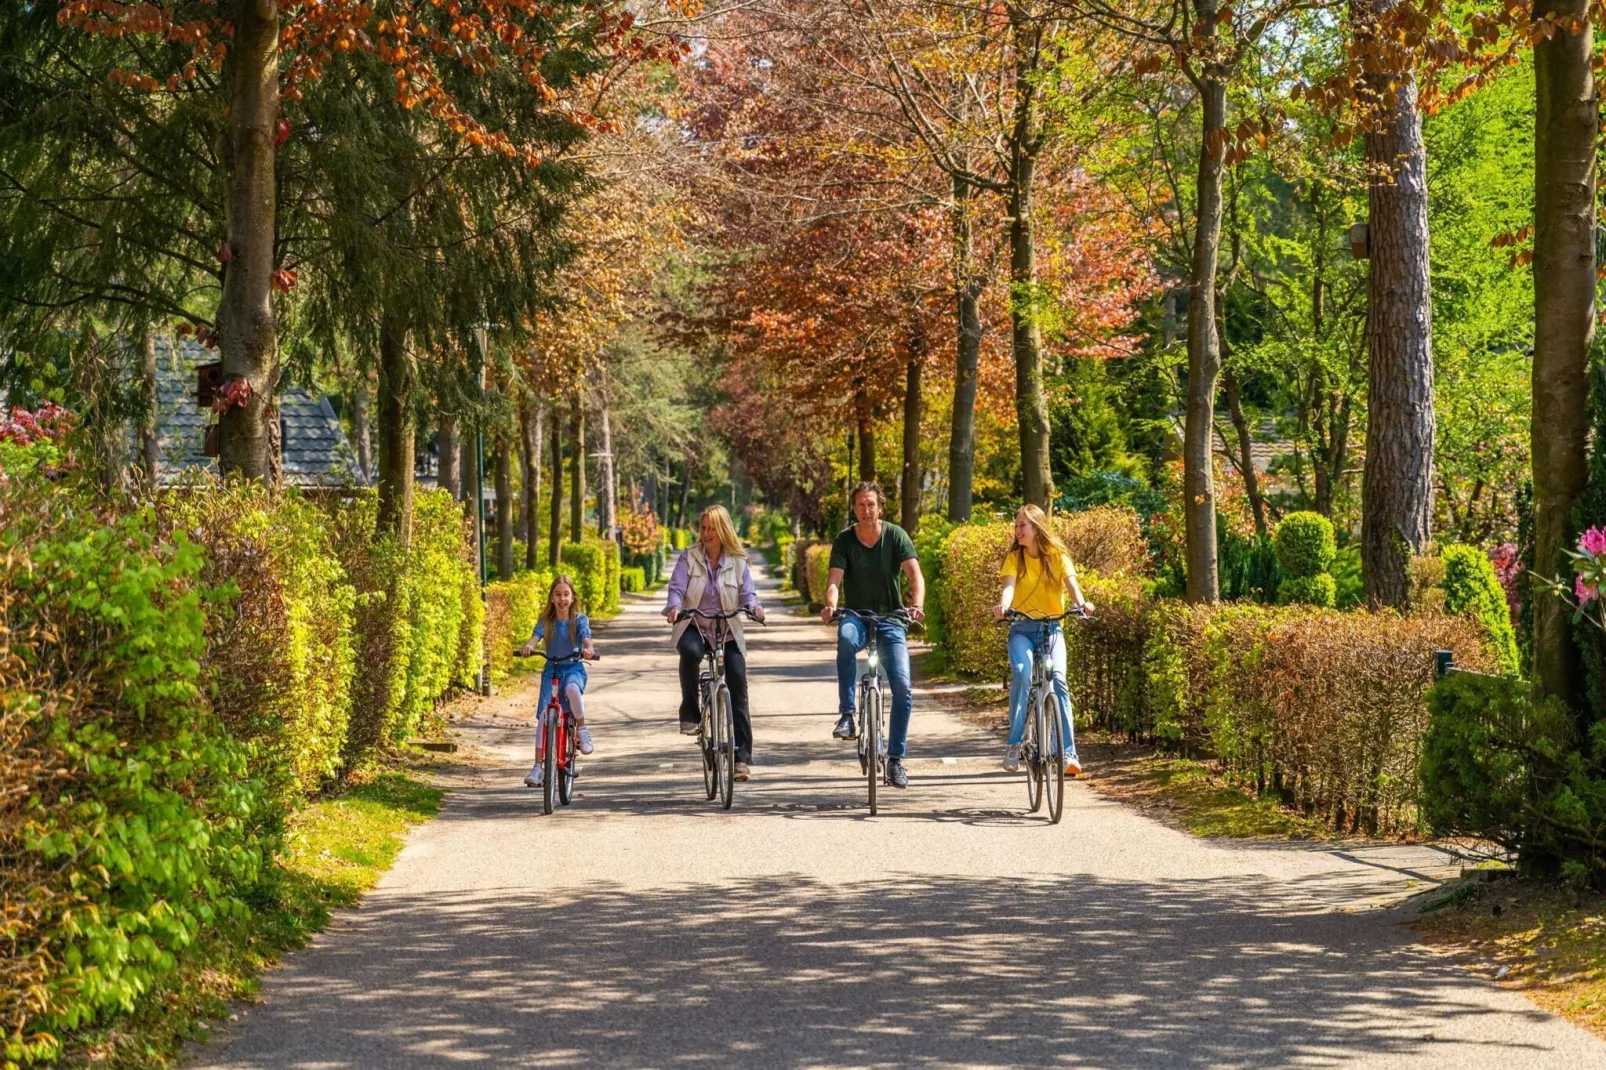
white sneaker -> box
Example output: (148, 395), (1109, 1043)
(577, 727), (594, 755)
(523, 764), (543, 788)
(1003, 745), (1021, 773)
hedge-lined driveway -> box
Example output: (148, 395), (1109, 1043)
(196, 565), (1605, 1069)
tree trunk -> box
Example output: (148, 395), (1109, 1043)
(1008, 17), (1052, 509)
(1183, 41), (1227, 604)
(548, 402), (564, 568)
(678, 459), (692, 527)
(352, 381), (372, 482)
(438, 416), (461, 499)
(569, 394), (585, 542)
(948, 173), (983, 523)
(1223, 370), (1266, 537)
(901, 348), (924, 535)
(597, 384), (617, 539)
(458, 433), (476, 508)
(495, 438), (514, 580)
(521, 400), (542, 570)
(1357, 0), (1435, 607)
(1532, 0), (1596, 702)
(216, 0), (279, 480)
(139, 326), (159, 486)
(374, 308), (415, 545)
(854, 380), (877, 483)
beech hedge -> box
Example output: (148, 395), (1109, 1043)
(485, 569), (554, 683)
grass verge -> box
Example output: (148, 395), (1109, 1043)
(1415, 877), (1606, 1040)
(65, 762), (443, 1067)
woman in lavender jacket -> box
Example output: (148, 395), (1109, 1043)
(662, 504), (765, 780)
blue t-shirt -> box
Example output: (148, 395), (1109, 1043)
(533, 615), (590, 660)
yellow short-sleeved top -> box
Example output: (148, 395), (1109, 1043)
(999, 550), (1076, 618)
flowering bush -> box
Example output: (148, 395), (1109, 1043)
(1489, 541), (1521, 624)
(0, 402), (75, 481)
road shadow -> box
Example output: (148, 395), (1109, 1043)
(200, 871), (1561, 1069)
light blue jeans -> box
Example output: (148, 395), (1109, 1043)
(1007, 621), (1076, 758)
(836, 616), (913, 759)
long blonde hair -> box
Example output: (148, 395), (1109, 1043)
(539, 574), (583, 640)
(697, 504), (748, 561)
(1012, 504), (1071, 589)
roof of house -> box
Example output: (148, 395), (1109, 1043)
(152, 336), (366, 488)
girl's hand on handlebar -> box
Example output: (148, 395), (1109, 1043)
(992, 605), (1007, 621)
(518, 640), (537, 657)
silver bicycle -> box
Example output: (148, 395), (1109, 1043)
(1000, 607), (1091, 824)
(836, 607), (916, 815)
(674, 607), (762, 809)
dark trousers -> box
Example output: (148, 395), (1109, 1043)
(677, 627), (752, 761)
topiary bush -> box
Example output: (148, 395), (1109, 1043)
(621, 566), (646, 593)
(1439, 543), (1522, 676)
(2, 486), (272, 1064)
(1275, 512), (1337, 607)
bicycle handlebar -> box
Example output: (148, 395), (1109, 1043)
(832, 606), (921, 627)
(671, 607), (766, 626)
(998, 607), (1094, 624)
(513, 649), (599, 663)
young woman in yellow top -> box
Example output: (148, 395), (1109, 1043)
(992, 504), (1094, 776)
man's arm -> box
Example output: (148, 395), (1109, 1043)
(821, 567), (846, 622)
(901, 557), (926, 620)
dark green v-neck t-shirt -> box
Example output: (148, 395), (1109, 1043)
(829, 522), (917, 614)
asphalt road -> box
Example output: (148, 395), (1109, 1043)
(195, 564), (1605, 1069)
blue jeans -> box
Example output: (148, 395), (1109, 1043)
(837, 616), (914, 759)
(1007, 621), (1075, 758)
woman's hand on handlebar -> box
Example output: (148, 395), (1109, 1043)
(662, 605), (678, 622)
(748, 604), (766, 624)
(1078, 600), (1096, 614)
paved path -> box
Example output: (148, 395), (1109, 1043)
(197, 565), (1605, 1068)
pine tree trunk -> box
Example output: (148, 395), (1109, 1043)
(1184, 36), (1227, 604)
(597, 385), (617, 539)
(139, 326), (159, 486)
(1532, 0), (1596, 702)
(1008, 18), (1052, 509)
(217, 0), (279, 480)
(352, 382), (372, 482)
(901, 348), (924, 535)
(854, 380), (877, 484)
(1357, 0), (1434, 608)
(569, 394), (585, 542)
(495, 439), (514, 580)
(438, 416), (460, 499)
(548, 403), (564, 568)
(948, 173), (982, 523)
(375, 308), (415, 545)
(521, 400), (541, 570)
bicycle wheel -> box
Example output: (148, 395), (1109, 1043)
(856, 677), (871, 775)
(715, 684), (735, 810)
(558, 720), (577, 806)
(700, 687), (716, 801)
(1045, 693), (1066, 825)
(865, 682), (881, 815)
(542, 709), (558, 815)
(1025, 695), (1044, 814)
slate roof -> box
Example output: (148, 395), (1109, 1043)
(151, 336), (366, 488)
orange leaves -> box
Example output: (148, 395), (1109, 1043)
(1492, 224), (1533, 270)
(270, 269), (298, 293)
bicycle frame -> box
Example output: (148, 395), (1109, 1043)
(836, 607), (915, 810)
(674, 606), (761, 808)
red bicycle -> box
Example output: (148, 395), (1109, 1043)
(516, 649), (596, 814)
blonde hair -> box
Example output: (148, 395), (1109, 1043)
(539, 574), (583, 639)
(697, 504), (748, 560)
(1012, 504), (1072, 588)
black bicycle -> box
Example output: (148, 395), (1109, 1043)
(673, 607), (763, 809)
(833, 607), (918, 814)
(998, 607), (1090, 824)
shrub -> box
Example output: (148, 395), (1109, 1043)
(602, 538), (622, 613)
(163, 481), (356, 800)
(1422, 671), (1606, 887)
(671, 527), (692, 551)
(912, 518), (958, 648)
(1057, 506), (1148, 576)
(804, 542), (833, 606)
(1331, 543), (1364, 608)
(621, 566), (646, 593)
(560, 540), (611, 614)
(1277, 573), (1337, 608)
(1440, 543), (1522, 676)
(936, 524), (1012, 678)
(1, 487), (271, 1063)
(1275, 512), (1336, 605)
(485, 569), (553, 683)
(1219, 529), (1282, 603)
(791, 539), (817, 596)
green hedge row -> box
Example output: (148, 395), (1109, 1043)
(486, 568), (555, 683)
(622, 566), (646, 593)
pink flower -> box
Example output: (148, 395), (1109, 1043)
(1578, 573), (1599, 606)
(1581, 527), (1606, 557)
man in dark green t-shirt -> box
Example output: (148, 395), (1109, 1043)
(821, 482), (926, 788)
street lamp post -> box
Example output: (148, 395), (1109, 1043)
(474, 326), (491, 696)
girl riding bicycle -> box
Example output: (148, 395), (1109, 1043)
(992, 504), (1093, 778)
(519, 574), (597, 788)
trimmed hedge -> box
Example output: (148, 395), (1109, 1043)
(805, 543), (833, 605)
(601, 538), (622, 613)
(1440, 543), (1521, 676)
(485, 569), (554, 683)
(559, 541), (609, 615)
(2, 486), (271, 1065)
(621, 566), (646, 593)
(1275, 512), (1336, 607)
